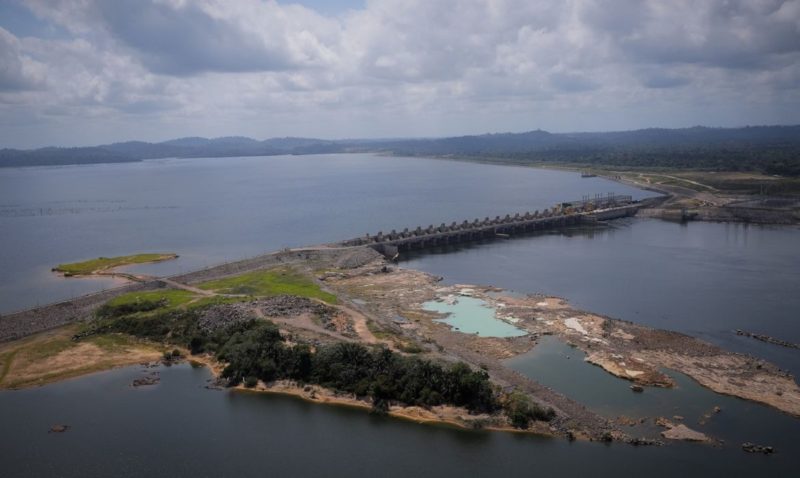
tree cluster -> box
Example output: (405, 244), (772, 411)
(91, 307), (509, 417)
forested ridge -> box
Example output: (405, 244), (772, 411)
(4, 125), (798, 176)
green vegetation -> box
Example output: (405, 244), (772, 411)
(503, 391), (556, 429)
(101, 289), (197, 315)
(199, 268), (337, 303)
(54, 253), (177, 276)
(87, 304), (545, 421)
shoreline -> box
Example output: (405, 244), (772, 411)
(403, 154), (799, 226)
(3, 256), (798, 442)
(183, 353), (554, 436)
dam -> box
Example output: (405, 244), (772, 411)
(0, 193), (656, 342)
(342, 193), (648, 256)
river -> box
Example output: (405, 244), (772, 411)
(1, 154), (798, 476)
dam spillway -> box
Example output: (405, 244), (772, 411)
(341, 194), (644, 256)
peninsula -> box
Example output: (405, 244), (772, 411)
(2, 218), (798, 443)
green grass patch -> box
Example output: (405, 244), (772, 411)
(54, 253), (177, 276)
(199, 268), (337, 304)
(106, 289), (197, 311)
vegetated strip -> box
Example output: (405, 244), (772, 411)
(53, 253), (178, 276)
(198, 268), (337, 304)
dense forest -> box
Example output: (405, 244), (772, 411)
(3, 125), (798, 176)
(87, 298), (554, 428)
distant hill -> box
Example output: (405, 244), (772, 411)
(0, 146), (132, 168)
(2, 125), (799, 175)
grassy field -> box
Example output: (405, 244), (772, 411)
(54, 253), (178, 276)
(199, 267), (337, 303)
(105, 289), (197, 310)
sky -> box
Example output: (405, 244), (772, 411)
(0, 0), (798, 148)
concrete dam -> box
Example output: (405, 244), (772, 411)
(341, 194), (646, 257)
(0, 193), (656, 342)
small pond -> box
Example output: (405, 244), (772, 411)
(422, 296), (527, 338)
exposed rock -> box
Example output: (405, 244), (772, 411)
(132, 373), (160, 387)
(627, 437), (664, 446)
(660, 424), (710, 442)
(256, 296), (337, 320)
(49, 424), (69, 433)
(630, 385), (644, 393)
(198, 304), (258, 332)
(736, 329), (800, 350)
(334, 248), (383, 269)
(742, 442), (774, 454)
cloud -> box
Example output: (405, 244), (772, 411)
(23, 0), (341, 75)
(581, 0), (800, 70)
(0, 27), (45, 91)
(1, 0), (798, 148)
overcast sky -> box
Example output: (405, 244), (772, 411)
(1, 0), (798, 148)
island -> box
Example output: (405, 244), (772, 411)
(52, 253), (179, 278)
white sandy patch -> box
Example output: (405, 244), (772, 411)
(564, 317), (588, 335)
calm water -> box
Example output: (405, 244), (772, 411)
(423, 296), (527, 337)
(0, 154), (652, 314)
(0, 363), (795, 477)
(1, 155), (799, 476)
(405, 219), (800, 375)
(507, 335), (800, 448)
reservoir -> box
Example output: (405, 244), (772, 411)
(0, 154), (653, 314)
(1, 154), (799, 475)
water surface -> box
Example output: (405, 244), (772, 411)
(423, 296), (527, 337)
(0, 154), (652, 313)
(1, 363), (797, 477)
(405, 219), (800, 375)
